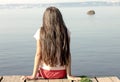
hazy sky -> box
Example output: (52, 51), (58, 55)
(0, 0), (119, 4)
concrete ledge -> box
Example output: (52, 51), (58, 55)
(0, 76), (120, 82)
(0, 76), (24, 82)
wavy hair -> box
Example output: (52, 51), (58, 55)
(40, 7), (70, 67)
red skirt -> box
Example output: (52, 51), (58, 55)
(37, 68), (66, 79)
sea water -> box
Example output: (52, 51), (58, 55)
(0, 6), (120, 78)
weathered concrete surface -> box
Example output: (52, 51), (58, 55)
(0, 76), (120, 82)
(1, 76), (24, 82)
(96, 76), (120, 82)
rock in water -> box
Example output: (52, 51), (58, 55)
(87, 10), (95, 15)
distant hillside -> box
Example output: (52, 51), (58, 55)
(0, 1), (120, 9)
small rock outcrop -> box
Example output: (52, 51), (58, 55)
(87, 10), (95, 15)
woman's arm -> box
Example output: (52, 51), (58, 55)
(32, 40), (41, 77)
(66, 53), (81, 80)
(21, 40), (41, 80)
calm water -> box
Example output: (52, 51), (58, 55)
(0, 6), (120, 78)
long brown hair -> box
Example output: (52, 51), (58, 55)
(40, 6), (70, 67)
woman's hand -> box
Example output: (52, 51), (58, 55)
(21, 75), (37, 80)
(67, 75), (81, 81)
(74, 77), (81, 81)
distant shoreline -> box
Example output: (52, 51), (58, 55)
(0, 2), (120, 9)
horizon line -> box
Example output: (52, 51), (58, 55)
(0, 0), (120, 4)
